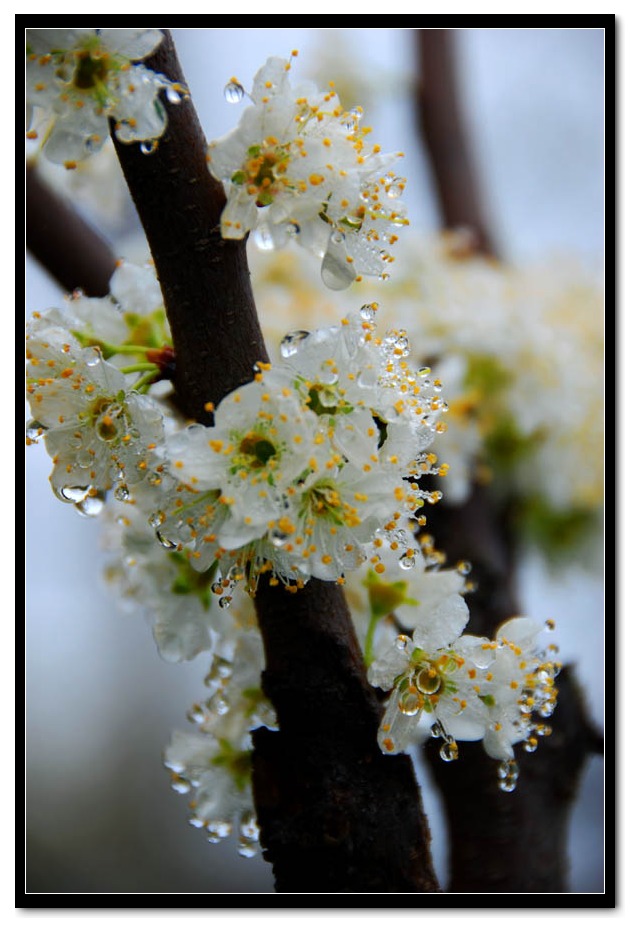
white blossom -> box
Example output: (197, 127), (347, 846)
(25, 29), (184, 165)
(208, 55), (408, 289)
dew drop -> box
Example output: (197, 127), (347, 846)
(253, 223), (274, 251)
(457, 560), (472, 575)
(56, 485), (90, 504)
(238, 839), (258, 858)
(166, 86), (182, 105)
(140, 140), (159, 155)
(171, 775), (191, 794)
(114, 483), (130, 502)
(321, 246), (356, 291)
(270, 529), (289, 547)
(280, 330), (310, 358)
(187, 703), (207, 725)
(148, 511), (165, 529)
(224, 80), (244, 103)
(75, 493), (105, 518)
(188, 816), (205, 829)
(84, 347), (102, 367)
(398, 552), (416, 570)
(497, 759), (519, 792)
(218, 595), (232, 610)
(360, 303), (377, 323)
(207, 819), (232, 839)
(439, 739), (459, 762)
(285, 221), (300, 236)
(25, 420), (46, 443)
(156, 530), (177, 550)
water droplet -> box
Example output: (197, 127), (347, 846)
(209, 695), (230, 716)
(187, 703), (207, 725)
(166, 86), (182, 105)
(148, 511), (165, 529)
(360, 303), (377, 323)
(285, 221), (300, 236)
(140, 140), (159, 155)
(397, 691), (421, 716)
(253, 224), (274, 251)
(385, 175), (404, 199)
(224, 80), (244, 103)
(114, 483), (130, 502)
(439, 739), (459, 762)
(394, 634), (410, 653)
(280, 330), (310, 358)
(218, 595), (232, 609)
(171, 775), (191, 794)
(457, 560), (472, 575)
(398, 552), (416, 570)
(156, 530), (177, 550)
(270, 529), (289, 547)
(497, 759), (519, 792)
(321, 246), (356, 291)
(430, 721), (445, 739)
(523, 736), (538, 753)
(25, 420), (45, 443)
(76, 450), (95, 469)
(207, 819), (232, 839)
(84, 347), (102, 367)
(56, 485), (90, 504)
(188, 816), (205, 829)
(238, 839), (258, 858)
(75, 493), (105, 517)
(211, 582), (224, 595)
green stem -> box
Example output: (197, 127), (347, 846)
(119, 362), (159, 375)
(364, 610), (380, 668)
(129, 368), (160, 392)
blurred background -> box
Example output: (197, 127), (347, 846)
(25, 27), (605, 894)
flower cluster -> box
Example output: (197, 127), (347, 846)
(247, 233), (605, 563)
(25, 257), (561, 857)
(25, 29), (186, 166)
(164, 624), (275, 856)
(207, 55), (408, 290)
(157, 306), (448, 597)
(369, 611), (560, 789)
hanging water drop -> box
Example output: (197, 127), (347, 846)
(56, 485), (90, 504)
(439, 739), (459, 762)
(25, 420), (45, 443)
(156, 530), (177, 550)
(114, 483), (130, 502)
(166, 86), (182, 105)
(148, 511), (165, 530)
(75, 493), (105, 518)
(140, 140), (159, 155)
(321, 245), (355, 291)
(253, 224), (274, 251)
(218, 595), (232, 610)
(280, 330), (310, 358)
(207, 819), (232, 839)
(224, 80), (245, 103)
(170, 774), (191, 794)
(497, 759), (519, 792)
(360, 303), (377, 323)
(398, 552), (416, 570)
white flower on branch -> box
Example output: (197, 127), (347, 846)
(207, 54), (408, 290)
(25, 28), (185, 166)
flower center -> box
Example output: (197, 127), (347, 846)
(73, 49), (109, 89)
(238, 432), (278, 469)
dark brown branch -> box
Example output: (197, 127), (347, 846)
(111, 30), (439, 893)
(416, 29), (496, 256)
(25, 160), (117, 297)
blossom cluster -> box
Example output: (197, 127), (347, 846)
(26, 262), (560, 852)
(247, 233), (605, 562)
(25, 29), (185, 166)
(207, 55), (408, 290)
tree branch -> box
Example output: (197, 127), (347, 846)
(111, 29), (440, 893)
(25, 160), (117, 297)
(416, 29), (496, 256)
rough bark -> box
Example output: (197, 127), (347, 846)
(25, 160), (117, 297)
(111, 29), (440, 894)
